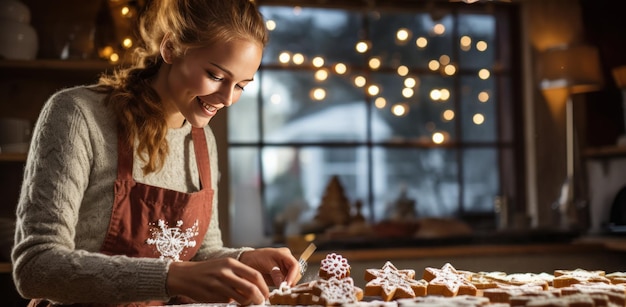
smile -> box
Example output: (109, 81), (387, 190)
(197, 97), (218, 113)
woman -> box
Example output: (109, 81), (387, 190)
(11, 0), (301, 305)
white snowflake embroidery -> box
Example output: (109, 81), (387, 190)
(146, 219), (199, 261)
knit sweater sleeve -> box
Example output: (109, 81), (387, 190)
(11, 88), (171, 304)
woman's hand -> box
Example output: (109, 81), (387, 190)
(166, 257), (269, 305)
(238, 247), (301, 287)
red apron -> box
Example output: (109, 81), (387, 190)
(29, 127), (214, 307)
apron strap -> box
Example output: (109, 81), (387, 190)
(116, 131), (134, 181)
(191, 127), (212, 190)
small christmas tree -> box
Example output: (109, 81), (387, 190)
(313, 175), (352, 228)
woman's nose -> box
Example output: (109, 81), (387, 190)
(220, 86), (235, 107)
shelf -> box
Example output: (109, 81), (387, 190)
(583, 146), (626, 159)
(0, 153), (27, 162)
(0, 59), (118, 73)
(0, 262), (11, 273)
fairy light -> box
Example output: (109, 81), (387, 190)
(354, 76), (366, 87)
(367, 85), (380, 96)
(404, 77), (416, 88)
(478, 69), (490, 80)
(397, 65), (409, 76)
(442, 109), (455, 121)
(311, 88), (326, 101)
(402, 88), (414, 98)
(266, 20), (277, 31)
(355, 41), (369, 53)
(312, 56), (324, 67)
(278, 52), (291, 64)
(368, 57), (381, 70)
(432, 132), (446, 144)
(374, 97), (387, 109)
(392, 103), (408, 116)
(428, 60), (440, 71)
(334, 63), (347, 75)
(292, 53), (305, 65)
(478, 91), (490, 102)
(315, 69), (328, 81)
(476, 40), (488, 52)
(416, 37), (428, 48)
(473, 113), (485, 125)
(122, 37), (133, 49)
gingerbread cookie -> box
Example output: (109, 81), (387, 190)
(482, 284), (556, 303)
(559, 282), (626, 306)
(319, 253), (351, 280)
(268, 280), (320, 305)
(423, 263), (477, 297)
(524, 293), (600, 307)
(364, 261), (428, 301)
(396, 294), (490, 307)
(607, 272), (626, 284)
(553, 269), (610, 288)
(312, 276), (363, 306)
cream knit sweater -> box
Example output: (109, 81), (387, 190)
(11, 85), (251, 304)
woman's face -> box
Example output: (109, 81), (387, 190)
(157, 38), (263, 128)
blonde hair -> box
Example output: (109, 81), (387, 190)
(97, 0), (268, 174)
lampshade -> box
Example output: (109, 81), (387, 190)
(538, 44), (604, 94)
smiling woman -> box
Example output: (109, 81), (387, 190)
(11, 0), (302, 306)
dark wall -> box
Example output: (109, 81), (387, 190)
(580, 0), (626, 147)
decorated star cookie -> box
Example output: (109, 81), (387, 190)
(364, 261), (428, 301)
(553, 269), (610, 288)
(319, 253), (351, 280)
(423, 263), (477, 297)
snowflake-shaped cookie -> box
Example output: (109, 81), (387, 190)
(364, 261), (428, 301)
(146, 219), (199, 261)
(319, 253), (351, 279)
(312, 276), (362, 305)
(423, 263), (477, 297)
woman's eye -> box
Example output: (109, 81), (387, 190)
(207, 71), (223, 81)
(236, 84), (245, 91)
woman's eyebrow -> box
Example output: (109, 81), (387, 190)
(210, 62), (254, 82)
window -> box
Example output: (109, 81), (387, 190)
(228, 2), (522, 246)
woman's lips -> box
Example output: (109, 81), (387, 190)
(197, 97), (218, 116)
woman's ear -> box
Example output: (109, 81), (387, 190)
(160, 33), (174, 64)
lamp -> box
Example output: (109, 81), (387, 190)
(538, 44), (603, 229)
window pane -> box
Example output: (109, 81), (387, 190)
(458, 14), (496, 70)
(262, 146), (369, 234)
(260, 6), (364, 66)
(261, 70), (366, 142)
(369, 12), (455, 69)
(460, 75), (497, 142)
(371, 73), (456, 142)
(228, 76), (260, 143)
(462, 148), (499, 213)
(372, 147), (459, 221)
(229, 147), (265, 246)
